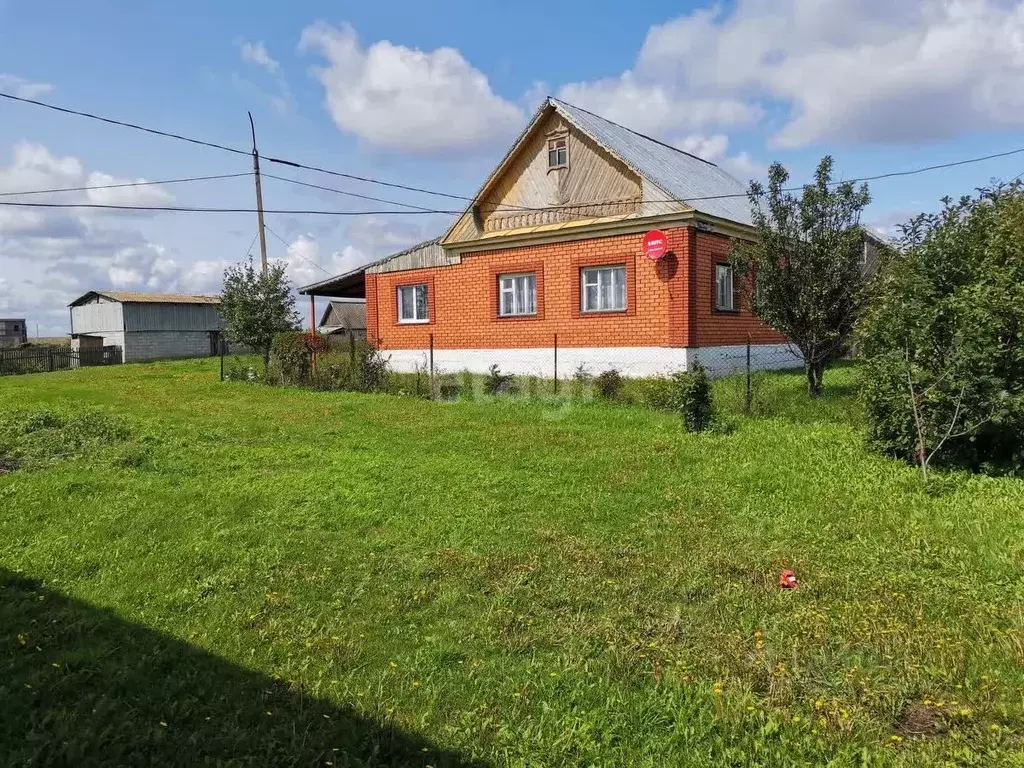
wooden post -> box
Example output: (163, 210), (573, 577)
(248, 112), (268, 274)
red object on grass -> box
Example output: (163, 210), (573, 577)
(779, 570), (799, 589)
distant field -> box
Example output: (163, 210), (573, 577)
(1, 359), (1022, 766)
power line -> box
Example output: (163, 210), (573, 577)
(261, 154), (478, 204)
(263, 222), (332, 275)
(242, 231), (259, 260)
(0, 89), (532, 211)
(0, 90), (481, 203)
(263, 172), (450, 213)
(5, 89), (1023, 214)
(0, 91), (250, 157)
(0, 200), (460, 215)
(0, 172), (252, 198)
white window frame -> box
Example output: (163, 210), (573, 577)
(397, 283), (429, 324)
(716, 263), (735, 311)
(547, 135), (568, 169)
(498, 272), (537, 317)
(581, 265), (627, 313)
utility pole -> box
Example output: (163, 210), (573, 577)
(248, 111), (268, 274)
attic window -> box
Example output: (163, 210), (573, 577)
(547, 136), (568, 169)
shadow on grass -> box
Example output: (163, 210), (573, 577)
(0, 569), (485, 767)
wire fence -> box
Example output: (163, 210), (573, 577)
(214, 331), (865, 425)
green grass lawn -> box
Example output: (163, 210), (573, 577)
(1, 360), (1023, 766)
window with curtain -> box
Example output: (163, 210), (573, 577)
(397, 284), (429, 323)
(716, 264), (735, 311)
(498, 273), (537, 316)
(581, 265), (626, 312)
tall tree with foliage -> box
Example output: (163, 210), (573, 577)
(732, 157), (872, 396)
(219, 259), (299, 369)
(858, 183), (1024, 475)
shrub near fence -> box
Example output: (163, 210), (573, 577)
(0, 346), (122, 376)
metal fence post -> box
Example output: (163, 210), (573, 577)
(429, 333), (435, 400)
(220, 338), (225, 381)
(745, 334), (752, 413)
(553, 333), (559, 395)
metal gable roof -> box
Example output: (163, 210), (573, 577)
(68, 291), (221, 307)
(548, 98), (753, 226)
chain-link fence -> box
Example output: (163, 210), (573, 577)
(215, 330), (868, 424)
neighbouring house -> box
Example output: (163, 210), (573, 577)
(316, 298), (367, 339)
(300, 97), (807, 377)
(68, 291), (224, 363)
(0, 318), (28, 348)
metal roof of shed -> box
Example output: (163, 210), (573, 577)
(68, 291), (220, 307)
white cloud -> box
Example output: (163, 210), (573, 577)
(299, 22), (525, 153)
(672, 133), (767, 182)
(0, 142), (174, 210)
(284, 232), (373, 288)
(674, 134), (730, 161)
(0, 142), (219, 335)
(0, 73), (54, 99)
(627, 0), (1024, 147)
(558, 74), (761, 138)
(239, 41), (280, 73)
(85, 172), (175, 208)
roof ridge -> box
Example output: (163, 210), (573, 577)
(548, 96), (721, 169)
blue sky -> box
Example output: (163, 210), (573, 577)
(2, 0), (1024, 333)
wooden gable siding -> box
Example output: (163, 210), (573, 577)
(447, 111), (644, 243)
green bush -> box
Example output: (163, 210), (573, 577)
(858, 184), (1024, 473)
(484, 364), (517, 395)
(677, 363), (715, 432)
(570, 364), (592, 398)
(594, 368), (623, 401)
(270, 335), (389, 393)
(459, 370), (476, 400)
(635, 366), (715, 430)
(270, 331), (314, 385)
(223, 359), (260, 382)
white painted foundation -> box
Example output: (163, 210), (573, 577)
(381, 343), (802, 378)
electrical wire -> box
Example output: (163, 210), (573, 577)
(0, 200), (460, 215)
(242, 231), (259, 260)
(0, 172), (252, 197)
(5, 90), (1023, 213)
(263, 222), (332, 275)
(262, 172), (444, 213)
(0, 91), (251, 157)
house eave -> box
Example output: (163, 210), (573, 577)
(445, 210), (756, 256)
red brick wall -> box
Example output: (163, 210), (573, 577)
(366, 226), (781, 350)
(691, 231), (787, 347)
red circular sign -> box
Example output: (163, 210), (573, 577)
(642, 229), (668, 260)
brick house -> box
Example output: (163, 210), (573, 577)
(300, 97), (800, 377)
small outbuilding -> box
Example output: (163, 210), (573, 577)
(317, 299), (367, 339)
(0, 318), (28, 348)
(69, 291), (224, 363)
